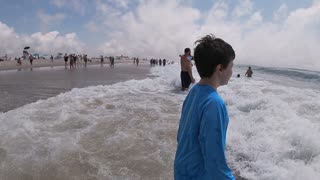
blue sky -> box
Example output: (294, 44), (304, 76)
(0, 0), (319, 70)
(0, 0), (313, 40)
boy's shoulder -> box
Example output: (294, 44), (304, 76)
(189, 84), (224, 106)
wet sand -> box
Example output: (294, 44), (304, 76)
(0, 63), (151, 112)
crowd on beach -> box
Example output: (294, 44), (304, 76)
(0, 52), (177, 71)
(149, 58), (175, 66)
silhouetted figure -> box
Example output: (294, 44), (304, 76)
(64, 54), (68, 67)
(245, 66), (253, 77)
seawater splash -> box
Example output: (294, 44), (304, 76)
(0, 64), (319, 180)
(224, 78), (320, 179)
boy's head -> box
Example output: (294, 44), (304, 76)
(194, 34), (235, 80)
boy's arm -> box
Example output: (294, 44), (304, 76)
(199, 102), (235, 180)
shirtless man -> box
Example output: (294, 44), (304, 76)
(245, 66), (253, 77)
(180, 48), (195, 91)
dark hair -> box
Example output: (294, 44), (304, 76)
(194, 34), (235, 78)
(184, 48), (190, 54)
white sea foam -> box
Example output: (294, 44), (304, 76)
(0, 64), (319, 179)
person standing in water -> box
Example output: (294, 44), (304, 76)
(163, 59), (166, 66)
(64, 54), (68, 67)
(174, 34), (236, 180)
(69, 54), (74, 69)
(100, 55), (104, 66)
(180, 48), (195, 91)
(109, 56), (115, 68)
(84, 54), (88, 67)
(245, 66), (253, 77)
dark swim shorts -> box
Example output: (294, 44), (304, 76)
(181, 71), (191, 89)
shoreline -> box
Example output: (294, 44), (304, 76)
(0, 62), (151, 113)
(0, 59), (148, 71)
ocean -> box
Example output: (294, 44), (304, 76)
(0, 63), (319, 180)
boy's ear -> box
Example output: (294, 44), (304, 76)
(216, 64), (223, 72)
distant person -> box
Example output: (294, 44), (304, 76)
(50, 55), (54, 62)
(69, 54), (74, 69)
(64, 54), (68, 67)
(174, 34), (236, 180)
(180, 48), (195, 91)
(29, 55), (34, 65)
(73, 54), (77, 68)
(100, 55), (104, 66)
(245, 66), (253, 77)
(163, 59), (166, 66)
(109, 56), (115, 68)
(237, 74), (240, 78)
(17, 58), (22, 65)
(136, 57), (139, 66)
(84, 54), (88, 67)
(159, 59), (162, 66)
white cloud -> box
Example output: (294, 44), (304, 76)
(0, 21), (85, 57)
(93, 0), (320, 70)
(273, 4), (288, 22)
(3, 0), (320, 70)
(245, 11), (263, 28)
(232, 0), (254, 18)
(207, 0), (229, 21)
(0, 22), (21, 55)
(285, 1), (320, 29)
(97, 0), (201, 59)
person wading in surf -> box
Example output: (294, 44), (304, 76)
(180, 48), (195, 91)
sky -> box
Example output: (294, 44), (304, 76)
(0, 0), (319, 70)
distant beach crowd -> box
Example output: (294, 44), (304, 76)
(0, 52), (175, 71)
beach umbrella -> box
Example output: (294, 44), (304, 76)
(24, 46), (30, 50)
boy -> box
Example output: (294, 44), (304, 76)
(174, 34), (236, 180)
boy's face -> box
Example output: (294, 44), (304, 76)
(220, 60), (233, 85)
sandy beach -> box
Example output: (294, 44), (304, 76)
(0, 58), (148, 71)
(0, 62), (151, 113)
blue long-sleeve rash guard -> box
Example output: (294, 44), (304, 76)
(174, 84), (235, 180)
